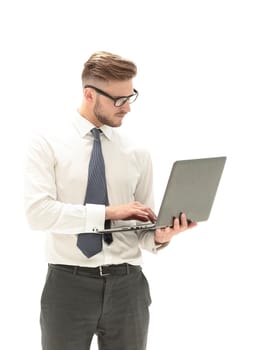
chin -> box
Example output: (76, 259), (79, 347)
(112, 121), (123, 128)
(109, 117), (124, 127)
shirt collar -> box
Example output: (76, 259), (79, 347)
(73, 111), (113, 140)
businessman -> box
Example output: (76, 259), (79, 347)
(24, 51), (196, 350)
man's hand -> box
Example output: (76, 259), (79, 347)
(155, 213), (197, 244)
(106, 201), (157, 223)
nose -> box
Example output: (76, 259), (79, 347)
(122, 100), (131, 113)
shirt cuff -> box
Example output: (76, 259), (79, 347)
(139, 231), (163, 254)
(85, 204), (105, 233)
(155, 241), (170, 251)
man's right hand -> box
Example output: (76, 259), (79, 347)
(105, 201), (157, 223)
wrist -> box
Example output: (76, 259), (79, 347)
(154, 238), (170, 249)
(105, 206), (111, 220)
(105, 205), (117, 220)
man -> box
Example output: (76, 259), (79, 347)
(24, 51), (196, 350)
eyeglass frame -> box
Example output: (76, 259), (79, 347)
(84, 84), (139, 107)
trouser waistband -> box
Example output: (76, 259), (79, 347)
(49, 263), (141, 277)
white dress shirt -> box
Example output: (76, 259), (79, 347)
(24, 112), (158, 267)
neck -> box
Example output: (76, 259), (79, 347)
(78, 105), (102, 128)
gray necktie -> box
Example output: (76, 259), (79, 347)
(77, 128), (113, 258)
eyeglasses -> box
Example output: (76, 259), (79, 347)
(84, 84), (138, 107)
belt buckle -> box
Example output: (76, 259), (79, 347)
(99, 265), (110, 276)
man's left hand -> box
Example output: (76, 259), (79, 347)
(155, 213), (197, 244)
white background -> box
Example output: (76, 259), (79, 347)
(1, 0), (252, 349)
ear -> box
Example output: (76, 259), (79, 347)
(83, 87), (94, 102)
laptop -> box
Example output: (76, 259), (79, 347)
(97, 156), (227, 233)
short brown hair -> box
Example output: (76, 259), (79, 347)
(81, 51), (137, 86)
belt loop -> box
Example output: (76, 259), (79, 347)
(126, 263), (130, 274)
(73, 266), (78, 275)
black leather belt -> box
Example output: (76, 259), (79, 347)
(49, 263), (141, 277)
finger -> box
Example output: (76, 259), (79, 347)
(179, 213), (188, 228)
(134, 205), (156, 222)
(173, 217), (180, 231)
(124, 214), (149, 221)
(127, 209), (152, 222)
(146, 208), (157, 223)
(188, 221), (198, 228)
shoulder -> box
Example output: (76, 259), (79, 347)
(27, 116), (78, 150)
(110, 128), (153, 167)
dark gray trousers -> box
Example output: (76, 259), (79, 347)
(40, 264), (151, 350)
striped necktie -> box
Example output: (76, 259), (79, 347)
(77, 128), (113, 258)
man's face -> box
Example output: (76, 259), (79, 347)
(92, 80), (136, 127)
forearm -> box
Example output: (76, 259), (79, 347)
(25, 196), (105, 234)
